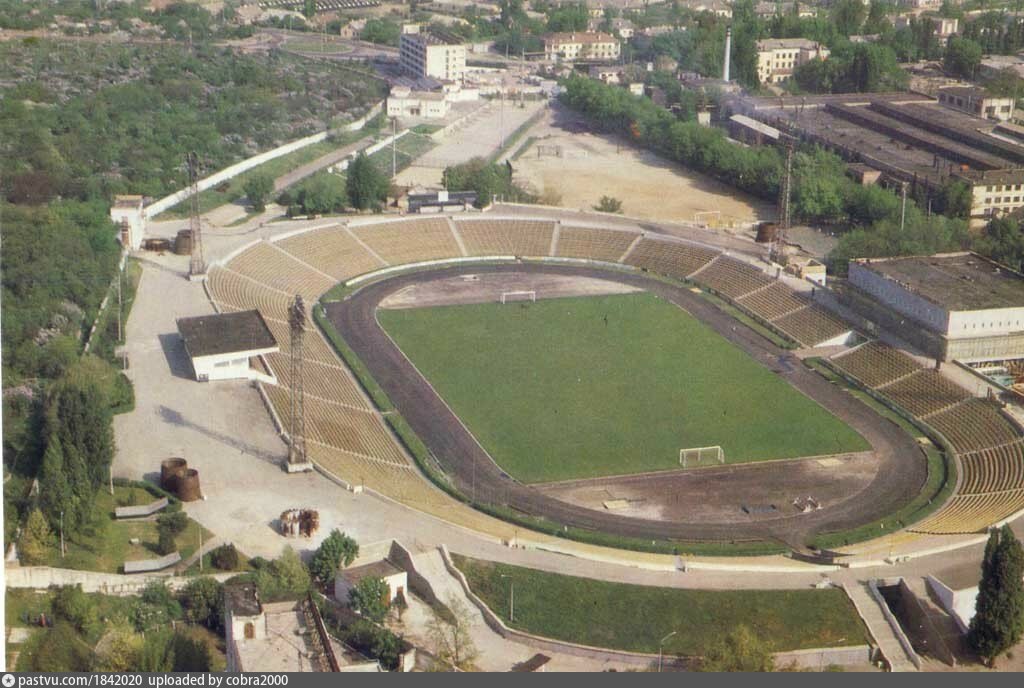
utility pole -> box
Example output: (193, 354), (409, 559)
(500, 574), (515, 622)
(199, 528), (203, 572)
(659, 631), (677, 672)
(60, 511), (65, 559)
(900, 181), (909, 233)
(392, 116), (397, 179)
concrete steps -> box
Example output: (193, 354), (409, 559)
(843, 582), (919, 672)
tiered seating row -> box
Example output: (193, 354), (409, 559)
(275, 225), (383, 281)
(455, 219), (555, 257)
(624, 237), (720, 280)
(831, 341), (921, 390)
(927, 399), (1023, 454)
(229, 242), (335, 300)
(773, 305), (851, 347)
(958, 441), (1024, 495)
(555, 225), (639, 262)
(880, 369), (973, 419)
(911, 490), (1024, 535)
(261, 317), (350, 371)
(264, 385), (405, 465)
(735, 281), (809, 322)
(693, 256), (774, 300)
(264, 352), (367, 410)
(351, 218), (463, 265)
(207, 266), (294, 322)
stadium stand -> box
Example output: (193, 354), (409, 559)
(351, 218), (464, 265)
(772, 305), (851, 347)
(830, 342), (921, 390)
(554, 225), (640, 262)
(926, 399), (1022, 453)
(265, 353), (368, 410)
(830, 339), (1024, 534)
(275, 225), (383, 281)
(623, 237), (720, 280)
(207, 266), (294, 322)
(215, 215), (1024, 541)
(693, 256), (774, 300)
(878, 369), (973, 419)
(455, 219), (555, 257)
(228, 242), (335, 300)
(735, 281), (809, 322)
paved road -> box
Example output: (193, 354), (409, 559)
(327, 263), (925, 550)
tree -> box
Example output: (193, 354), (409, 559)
(344, 620), (403, 671)
(52, 585), (100, 639)
(19, 508), (54, 565)
(973, 217), (1024, 272)
(92, 624), (143, 672)
(156, 527), (177, 556)
(349, 576), (392, 623)
(594, 195), (623, 213)
(309, 529), (359, 585)
(968, 526), (1024, 665)
(944, 37), (983, 80)
(346, 153), (389, 210)
(427, 595), (479, 671)
(831, 0), (866, 36)
(37, 434), (74, 532)
(157, 511), (188, 537)
(290, 172), (347, 216)
(253, 546), (311, 600)
(243, 173), (274, 212)
(180, 577), (225, 632)
(211, 543), (241, 571)
(699, 625), (775, 672)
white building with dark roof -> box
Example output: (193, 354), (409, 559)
(176, 310), (278, 383)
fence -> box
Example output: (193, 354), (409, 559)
(146, 101), (384, 217)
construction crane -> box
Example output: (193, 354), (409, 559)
(186, 151), (206, 278)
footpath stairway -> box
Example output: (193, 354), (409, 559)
(843, 582), (920, 672)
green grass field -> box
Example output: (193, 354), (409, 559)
(379, 292), (868, 483)
(452, 554), (869, 655)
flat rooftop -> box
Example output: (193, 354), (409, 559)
(177, 309), (277, 358)
(340, 558), (404, 583)
(854, 253), (1024, 311)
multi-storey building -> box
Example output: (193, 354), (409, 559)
(755, 38), (830, 84)
(543, 32), (620, 62)
(399, 24), (466, 82)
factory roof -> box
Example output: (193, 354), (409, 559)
(177, 309), (277, 358)
(853, 253), (1024, 311)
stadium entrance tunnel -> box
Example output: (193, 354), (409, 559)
(324, 262), (931, 551)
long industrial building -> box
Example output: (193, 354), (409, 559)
(729, 93), (1024, 226)
(840, 252), (1024, 364)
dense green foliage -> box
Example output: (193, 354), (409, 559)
(243, 173), (274, 212)
(794, 43), (908, 94)
(380, 293), (867, 483)
(251, 547), (312, 601)
(348, 576), (392, 624)
(180, 578), (225, 633)
(969, 526), (1024, 665)
(310, 529), (359, 585)
(346, 153), (390, 211)
(210, 543), (241, 572)
(340, 620), (403, 671)
(453, 554), (868, 655)
(443, 157), (534, 206)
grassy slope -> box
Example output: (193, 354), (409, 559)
(379, 292), (868, 483)
(453, 554), (868, 655)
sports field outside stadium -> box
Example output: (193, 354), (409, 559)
(379, 292), (869, 483)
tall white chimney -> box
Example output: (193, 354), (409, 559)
(723, 28), (731, 82)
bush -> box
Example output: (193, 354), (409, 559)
(52, 585), (100, 639)
(344, 619), (402, 671)
(157, 511), (188, 537)
(309, 529), (358, 584)
(155, 528), (177, 556)
(210, 543), (240, 571)
(179, 577), (224, 632)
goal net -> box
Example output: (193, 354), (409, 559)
(501, 290), (537, 304)
(694, 210), (721, 228)
(679, 445), (724, 468)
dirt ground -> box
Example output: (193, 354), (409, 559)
(379, 272), (641, 309)
(536, 452), (879, 524)
(513, 106), (776, 226)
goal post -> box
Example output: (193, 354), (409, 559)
(680, 445), (724, 468)
(500, 290), (537, 305)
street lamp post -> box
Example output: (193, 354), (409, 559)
(659, 631), (677, 672)
(500, 574), (515, 623)
(60, 511), (65, 559)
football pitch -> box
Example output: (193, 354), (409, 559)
(378, 292), (869, 484)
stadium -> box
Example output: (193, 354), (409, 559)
(204, 212), (1024, 557)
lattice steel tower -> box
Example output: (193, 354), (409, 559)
(187, 151), (206, 277)
(288, 295), (308, 467)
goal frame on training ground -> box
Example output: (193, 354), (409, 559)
(500, 290), (537, 304)
(679, 445), (725, 468)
